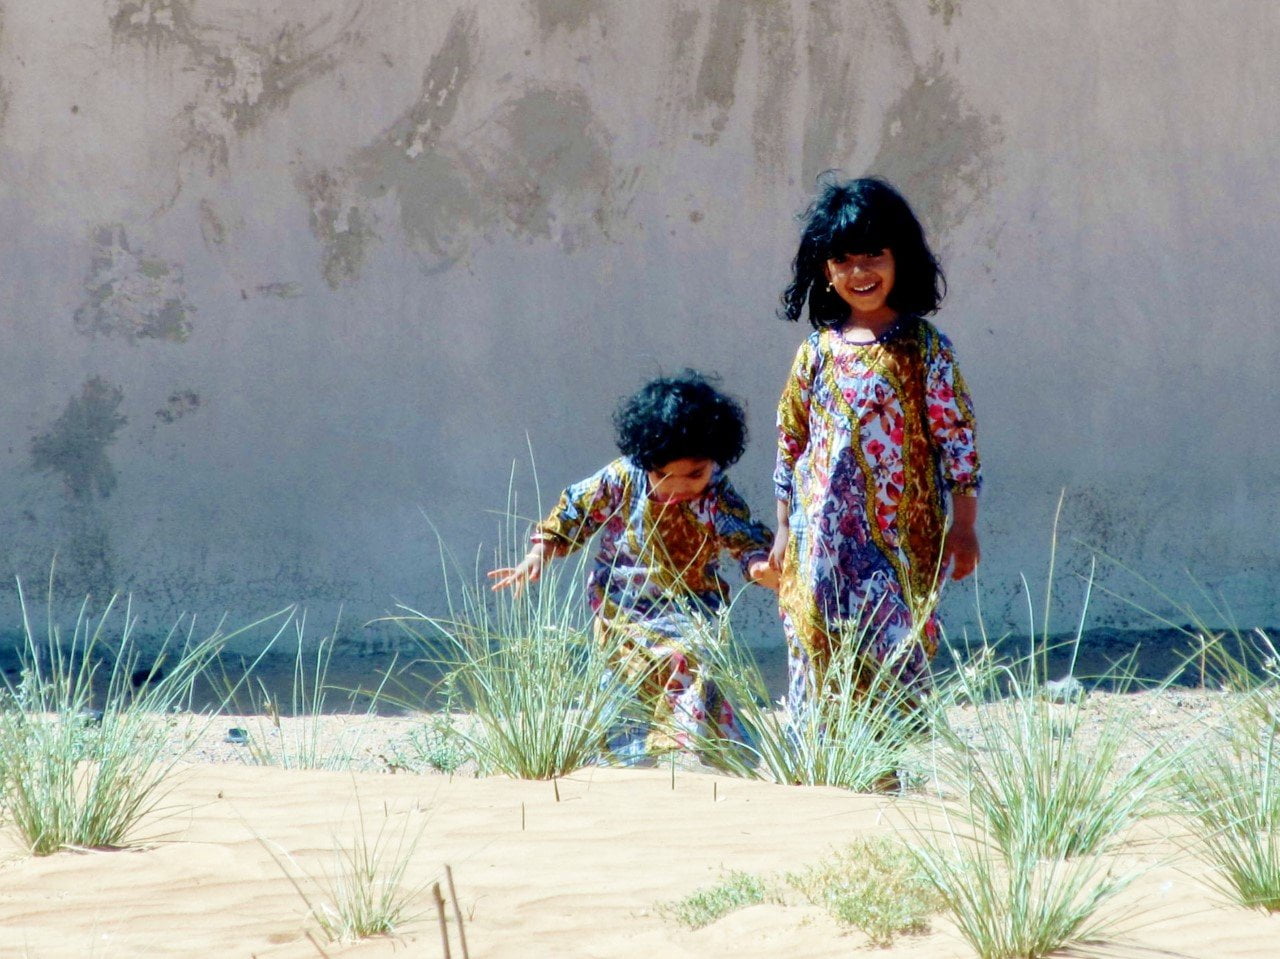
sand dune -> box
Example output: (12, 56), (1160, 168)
(3, 745), (1278, 959)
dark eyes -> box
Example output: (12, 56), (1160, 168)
(837, 250), (886, 263)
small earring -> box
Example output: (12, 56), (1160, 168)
(826, 281), (833, 292)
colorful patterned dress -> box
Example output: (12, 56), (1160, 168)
(774, 316), (981, 709)
(534, 457), (773, 763)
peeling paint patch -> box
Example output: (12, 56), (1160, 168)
(109, 1), (368, 172)
(155, 390), (200, 424)
(480, 87), (614, 241)
(747, 1), (796, 177)
(801, 0), (860, 182)
(0, 9), (9, 135)
(30, 377), (127, 501)
(254, 282), (302, 299)
(60, 513), (119, 604)
(869, 62), (1000, 241)
(305, 10), (626, 280)
(301, 169), (376, 289)
(74, 225), (195, 343)
(531, 0), (602, 36)
(198, 199), (226, 246)
(661, 1), (794, 173)
(928, 0), (960, 27)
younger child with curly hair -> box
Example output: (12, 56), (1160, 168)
(491, 370), (776, 764)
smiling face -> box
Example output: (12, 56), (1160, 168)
(646, 457), (715, 504)
(825, 248), (897, 328)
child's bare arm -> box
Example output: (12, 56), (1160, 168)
(942, 494), (980, 581)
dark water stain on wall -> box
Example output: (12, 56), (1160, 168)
(928, 0), (960, 27)
(110, 0), (367, 174)
(479, 87), (614, 241)
(254, 282), (302, 299)
(868, 62), (999, 241)
(338, 9), (483, 272)
(74, 225), (195, 344)
(748, 1), (796, 178)
(301, 169), (377, 288)
(30, 377), (127, 501)
(662, 1), (794, 174)
(0, 7), (9, 138)
(690, 0), (749, 146)
(154, 390), (200, 424)
(306, 9), (623, 281)
(197, 198), (227, 247)
(531, 0), (603, 37)
(800, 0), (862, 183)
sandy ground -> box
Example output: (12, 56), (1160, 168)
(2, 690), (1277, 959)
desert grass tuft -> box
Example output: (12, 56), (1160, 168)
(234, 613), (390, 771)
(931, 645), (1181, 860)
(386, 534), (644, 779)
(1173, 634), (1280, 911)
(657, 870), (778, 929)
(0, 577), (292, 855)
(694, 607), (935, 791)
(785, 838), (941, 945)
(265, 799), (432, 942)
(904, 817), (1138, 959)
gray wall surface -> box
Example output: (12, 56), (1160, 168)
(2, 0), (1277, 650)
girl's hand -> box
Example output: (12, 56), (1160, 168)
(769, 500), (791, 575)
(747, 558), (780, 591)
(488, 547), (547, 597)
(942, 523), (980, 581)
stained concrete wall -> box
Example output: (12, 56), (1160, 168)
(1, 0), (1277, 649)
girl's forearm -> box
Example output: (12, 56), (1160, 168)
(775, 498), (790, 530)
(951, 493), (978, 529)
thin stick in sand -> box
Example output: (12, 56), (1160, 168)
(446, 864), (471, 959)
(433, 882), (452, 959)
(304, 930), (332, 958)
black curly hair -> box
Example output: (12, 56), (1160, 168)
(613, 370), (748, 470)
(780, 174), (945, 329)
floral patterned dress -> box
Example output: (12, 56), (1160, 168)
(534, 457), (773, 763)
(774, 316), (981, 709)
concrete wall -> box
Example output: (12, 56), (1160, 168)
(2, 0), (1277, 648)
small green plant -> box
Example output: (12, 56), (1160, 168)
(657, 870), (777, 929)
(264, 799), (432, 942)
(786, 838), (941, 945)
(0, 577), (292, 855)
(386, 539), (645, 779)
(387, 711), (471, 774)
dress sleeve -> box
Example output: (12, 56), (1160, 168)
(533, 461), (627, 552)
(774, 336), (816, 502)
(711, 476), (774, 576)
(925, 333), (982, 495)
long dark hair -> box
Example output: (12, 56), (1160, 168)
(780, 175), (945, 329)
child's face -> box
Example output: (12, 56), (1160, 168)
(646, 458), (715, 504)
(825, 248), (896, 321)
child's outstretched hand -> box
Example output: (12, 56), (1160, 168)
(488, 546), (548, 597)
(748, 558), (780, 591)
